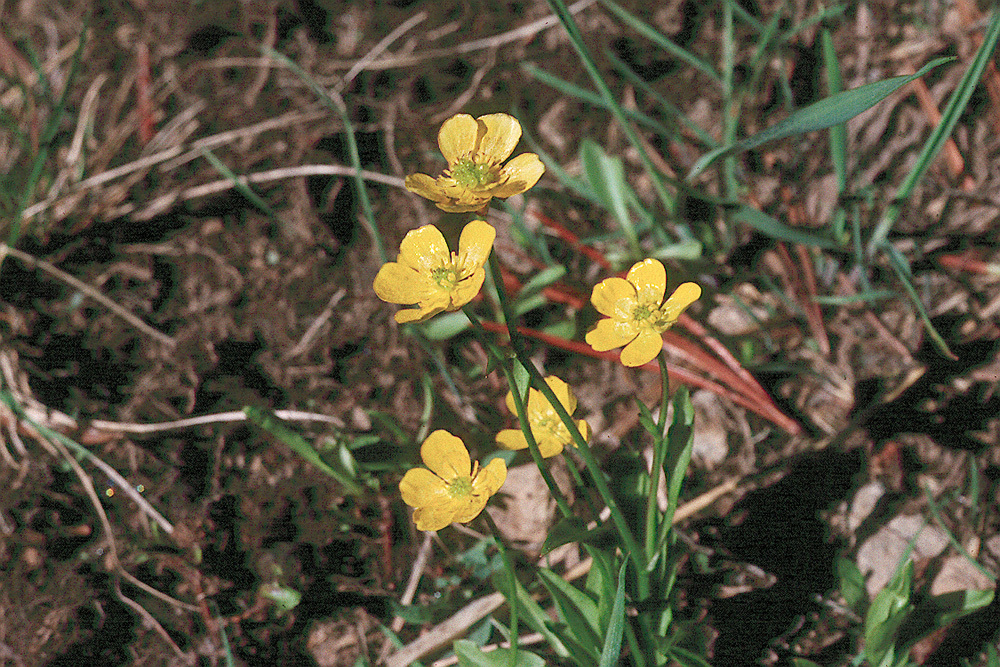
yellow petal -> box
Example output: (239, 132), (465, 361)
(420, 430), (471, 481)
(404, 173), (448, 203)
(438, 114), (478, 165)
(492, 153), (545, 198)
(413, 503), (458, 531)
(627, 258), (666, 306)
(543, 376), (576, 415)
(374, 262), (432, 306)
(620, 330), (662, 367)
(535, 437), (564, 458)
(394, 304), (443, 324)
(496, 428), (529, 451)
(475, 113), (521, 164)
(436, 198), (492, 214)
(457, 220), (496, 277)
(399, 468), (449, 508)
(576, 419), (591, 444)
(591, 277), (638, 319)
(586, 317), (638, 352)
(398, 225), (448, 272)
(451, 494), (489, 525)
(661, 282), (702, 321)
(449, 268), (485, 310)
(474, 457), (508, 496)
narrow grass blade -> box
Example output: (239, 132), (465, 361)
(732, 204), (839, 249)
(523, 64), (673, 136)
(883, 243), (954, 359)
(687, 57), (953, 181)
(244, 406), (363, 494)
(821, 27), (847, 194)
(264, 47), (387, 263)
(599, 0), (719, 82)
(544, 0), (676, 215)
(200, 148), (278, 219)
(867, 7), (1000, 255)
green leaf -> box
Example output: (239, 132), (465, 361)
(454, 641), (545, 667)
(598, 560), (629, 667)
(538, 569), (602, 660)
(244, 407), (362, 494)
(837, 557), (867, 612)
(662, 387), (695, 527)
(865, 560), (914, 666)
(687, 57), (953, 180)
(581, 139), (641, 253)
(420, 310), (472, 340)
(518, 265), (567, 298)
(491, 570), (570, 657)
(731, 204), (839, 249)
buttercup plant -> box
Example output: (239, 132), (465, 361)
(404, 113), (545, 213)
(381, 106), (705, 666)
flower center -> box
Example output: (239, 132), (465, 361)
(632, 303), (672, 332)
(451, 158), (498, 188)
(430, 260), (460, 290)
(447, 476), (473, 498)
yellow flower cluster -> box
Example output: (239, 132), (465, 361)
(376, 112), (701, 531)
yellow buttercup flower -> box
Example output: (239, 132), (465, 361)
(585, 258), (701, 368)
(399, 430), (508, 532)
(497, 376), (591, 458)
(404, 113), (545, 213)
(373, 220), (496, 324)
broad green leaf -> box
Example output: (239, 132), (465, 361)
(518, 265), (567, 298)
(491, 570), (569, 657)
(865, 560), (914, 666)
(598, 560), (629, 667)
(837, 557), (867, 612)
(454, 641), (545, 667)
(581, 139), (641, 252)
(537, 568), (602, 658)
(687, 57), (953, 180)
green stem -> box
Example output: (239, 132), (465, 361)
(461, 306), (573, 518)
(643, 351), (671, 561)
(485, 254), (648, 591)
(482, 511), (520, 665)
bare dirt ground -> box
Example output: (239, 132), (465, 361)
(1, 0), (999, 665)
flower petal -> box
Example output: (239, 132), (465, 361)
(627, 258), (666, 306)
(620, 330), (662, 367)
(586, 316), (638, 352)
(473, 458), (508, 496)
(394, 304), (443, 324)
(404, 173), (448, 204)
(398, 225), (448, 272)
(535, 437), (564, 458)
(576, 419), (591, 444)
(373, 262), (428, 305)
(438, 114), (478, 165)
(413, 503), (459, 531)
(496, 428), (529, 451)
(543, 376), (576, 415)
(457, 220), (496, 277)
(436, 197), (492, 214)
(475, 113), (521, 164)
(448, 268), (485, 310)
(399, 468), (449, 508)
(420, 430), (471, 481)
(450, 494), (489, 525)
(492, 153), (545, 198)
(590, 277), (638, 319)
(661, 282), (702, 322)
